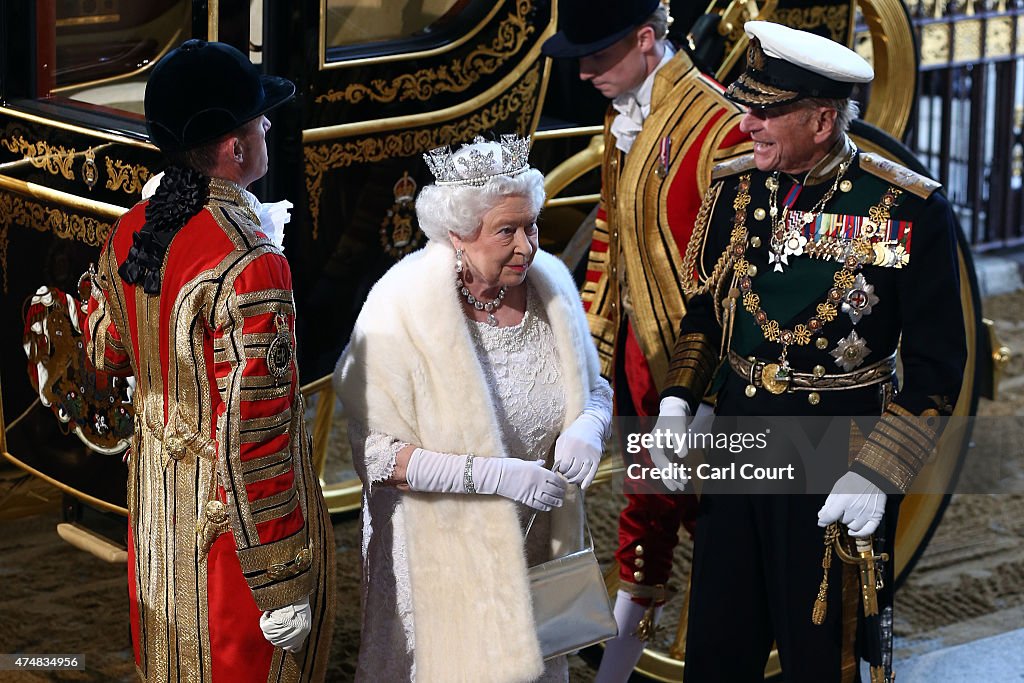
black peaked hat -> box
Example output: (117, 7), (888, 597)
(144, 39), (295, 153)
(542, 0), (661, 59)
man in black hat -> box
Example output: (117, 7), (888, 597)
(84, 39), (335, 682)
(659, 21), (965, 681)
(542, 3), (750, 679)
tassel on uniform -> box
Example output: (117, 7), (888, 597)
(812, 523), (841, 625)
(634, 604), (658, 642)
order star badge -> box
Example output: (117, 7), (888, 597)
(841, 274), (880, 324)
(830, 330), (872, 371)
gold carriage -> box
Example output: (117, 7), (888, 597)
(0, 1), (1003, 679)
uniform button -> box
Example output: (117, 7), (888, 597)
(634, 558), (645, 568)
(808, 392), (821, 406)
(816, 337), (829, 350)
(635, 545), (644, 557)
(813, 365), (826, 378)
(745, 385), (757, 398)
(633, 570), (645, 582)
(205, 500), (227, 523)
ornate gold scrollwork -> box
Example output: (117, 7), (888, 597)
(920, 24), (951, 66)
(986, 17), (1014, 58)
(1, 135), (77, 180)
(105, 157), (152, 195)
(770, 6), (849, 43)
(0, 190), (113, 293)
(954, 19), (983, 62)
(315, 0), (533, 105)
(304, 65), (541, 239)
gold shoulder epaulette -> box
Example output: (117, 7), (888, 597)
(859, 153), (941, 200)
(711, 153), (757, 181)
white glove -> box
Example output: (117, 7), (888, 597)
(818, 471), (887, 538)
(406, 449), (566, 511)
(647, 397), (691, 493)
(553, 413), (605, 489)
(594, 590), (663, 683)
(259, 596), (311, 653)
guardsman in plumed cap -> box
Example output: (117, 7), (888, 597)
(83, 40), (335, 681)
(659, 21), (965, 681)
(543, 3), (752, 680)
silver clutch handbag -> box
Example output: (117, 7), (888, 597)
(526, 485), (618, 660)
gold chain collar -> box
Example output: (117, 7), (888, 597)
(725, 170), (899, 393)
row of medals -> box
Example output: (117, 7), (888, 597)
(746, 174), (876, 399)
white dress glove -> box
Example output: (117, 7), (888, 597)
(594, 590), (663, 683)
(259, 596), (311, 653)
(553, 412), (605, 489)
(647, 396), (691, 493)
(406, 448), (566, 511)
(818, 471), (887, 538)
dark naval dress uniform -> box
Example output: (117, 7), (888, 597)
(663, 133), (967, 680)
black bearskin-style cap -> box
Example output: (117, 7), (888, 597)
(144, 39), (295, 153)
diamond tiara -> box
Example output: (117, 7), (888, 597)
(423, 134), (532, 187)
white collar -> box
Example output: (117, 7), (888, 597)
(610, 44), (675, 154)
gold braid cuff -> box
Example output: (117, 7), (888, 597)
(665, 333), (719, 399)
(619, 581), (673, 602)
(853, 404), (941, 492)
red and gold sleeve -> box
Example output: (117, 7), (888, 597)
(213, 249), (313, 610)
(84, 247), (132, 375)
(582, 202), (618, 380)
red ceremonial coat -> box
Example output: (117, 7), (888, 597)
(85, 178), (334, 682)
(580, 50), (750, 594)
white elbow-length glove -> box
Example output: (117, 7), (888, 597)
(646, 396), (691, 492)
(817, 471), (887, 538)
(259, 596), (311, 652)
(406, 448), (566, 511)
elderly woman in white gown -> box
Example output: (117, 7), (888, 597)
(333, 135), (613, 682)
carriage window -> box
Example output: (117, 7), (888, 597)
(43, 0), (193, 115)
(324, 0), (468, 48)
